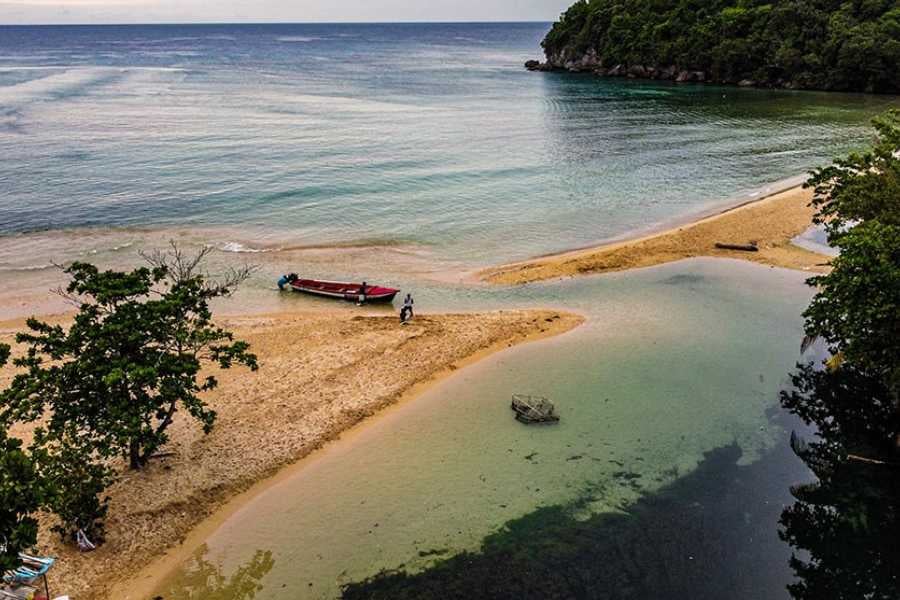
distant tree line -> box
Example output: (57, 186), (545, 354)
(540, 0), (900, 93)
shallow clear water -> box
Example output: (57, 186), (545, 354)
(151, 259), (813, 599)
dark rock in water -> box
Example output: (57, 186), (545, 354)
(511, 394), (559, 424)
(524, 59), (555, 72)
(627, 65), (648, 78)
(676, 70), (706, 83)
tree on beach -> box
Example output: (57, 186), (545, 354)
(799, 109), (900, 446)
(779, 109), (900, 598)
(0, 244), (259, 471)
(0, 433), (46, 573)
(0, 244), (258, 545)
(0, 367), (49, 572)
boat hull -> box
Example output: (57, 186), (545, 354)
(287, 278), (399, 303)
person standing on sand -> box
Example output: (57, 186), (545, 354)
(400, 293), (414, 324)
(357, 281), (367, 306)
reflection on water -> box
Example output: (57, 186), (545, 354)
(780, 361), (900, 598)
(780, 457), (900, 600)
(342, 432), (805, 599)
(154, 545), (275, 600)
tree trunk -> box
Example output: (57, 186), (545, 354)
(129, 438), (142, 470)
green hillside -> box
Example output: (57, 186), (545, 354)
(539, 0), (900, 93)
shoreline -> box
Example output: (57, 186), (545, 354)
(478, 184), (831, 285)
(112, 308), (584, 600)
(1, 176), (825, 599)
(1, 308), (584, 599)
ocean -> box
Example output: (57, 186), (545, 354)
(0, 22), (894, 291)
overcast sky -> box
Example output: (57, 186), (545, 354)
(0, 0), (573, 25)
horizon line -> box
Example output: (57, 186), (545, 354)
(0, 19), (554, 27)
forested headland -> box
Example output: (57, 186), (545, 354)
(529, 0), (900, 93)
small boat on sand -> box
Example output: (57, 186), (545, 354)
(278, 274), (399, 303)
(2, 553), (67, 600)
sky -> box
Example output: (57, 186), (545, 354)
(0, 0), (574, 25)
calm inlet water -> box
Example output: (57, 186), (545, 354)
(151, 260), (814, 599)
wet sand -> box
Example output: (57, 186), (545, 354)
(0, 309), (582, 599)
(479, 186), (831, 285)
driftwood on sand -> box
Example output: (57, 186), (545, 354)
(714, 242), (759, 252)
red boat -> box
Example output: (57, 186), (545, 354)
(278, 274), (399, 303)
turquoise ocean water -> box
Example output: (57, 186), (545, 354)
(0, 22), (895, 306)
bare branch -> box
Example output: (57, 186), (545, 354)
(206, 263), (259, 297)
(53, 285), (86, 309)
(141, 241), (257, 297)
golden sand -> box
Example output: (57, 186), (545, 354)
(0, 309), (582, 599)
(479, 186), (831, 285)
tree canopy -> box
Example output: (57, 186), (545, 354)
(0, 428), (47, 573)
(779, 110), (900, 598)
(0, 246), (258, 472)
(542, 0), (900, 93)
(0, 245), (258, 547)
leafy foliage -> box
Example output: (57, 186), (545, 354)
(803, 110), (900, 402)
(42, 438), (113, 544)
(0, 245), (258, 472)
(0, 430), (48, 573)
(779, 110), (900, 598)
(0, 245), (258, 547)
(543, 0), (900, 93)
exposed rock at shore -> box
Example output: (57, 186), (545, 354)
(524, 55), (802, 90)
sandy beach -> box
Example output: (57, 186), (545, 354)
(479, 185), (831, 285)
(0, 308), (582, 599)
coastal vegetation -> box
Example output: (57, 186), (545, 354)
(779, 109), (900, 598)
(537, 0), (900, 93)
(0, 245), (257, 558)
(0, 429), (47, 573)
